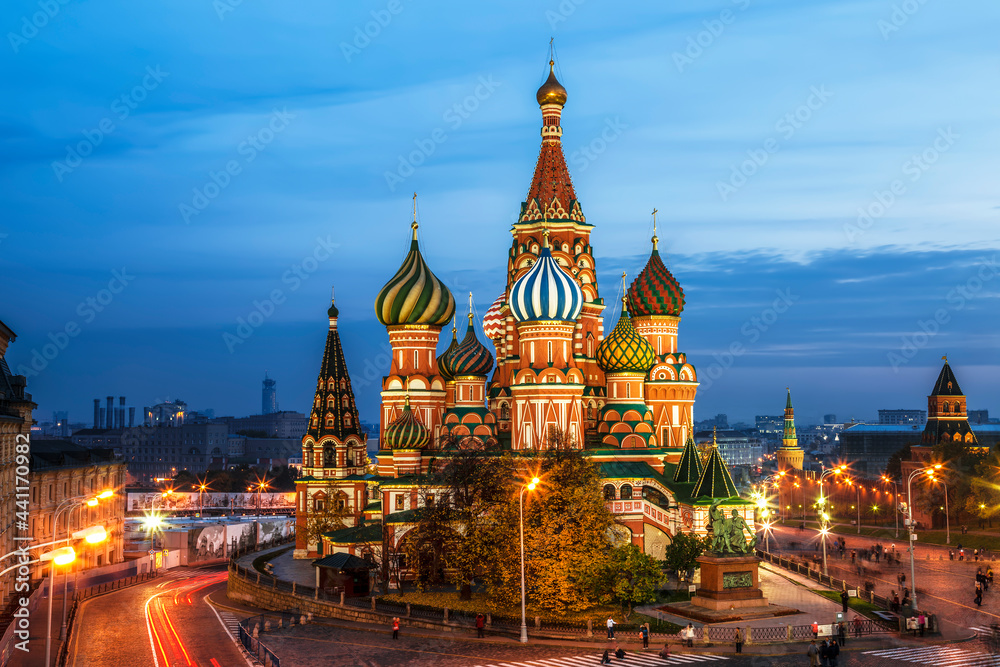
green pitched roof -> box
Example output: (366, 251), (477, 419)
(673, 436), (703, 484)
(323, 521), (384, 544)
(691, 439), (739, 500)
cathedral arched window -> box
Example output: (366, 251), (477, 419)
(942, 402), (950, 413)
(345, 413), (353, 427)
(620, 484), (633, 500)
(500, 403), (510, 420)
(603, 484), (615, 500)
(313, 494), (326, 511)
(588, 404), (596, 420)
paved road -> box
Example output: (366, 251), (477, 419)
(767, 524), (1000, 639)
(66, 565), (246, 667)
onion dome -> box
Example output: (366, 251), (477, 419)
(482, 293), (505, 340)
(536, 60), (567, 106)
(437, 319), (459, 381)
(509, 243), (583, 323)
(596, 300), (656, 373)
(383, 398), (430, 449)
(627, 235), (685, 317)
(443, 313), (494, 377)
(375, 221), (455, 327)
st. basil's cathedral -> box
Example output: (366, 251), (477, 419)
(293, 61), (754, 566)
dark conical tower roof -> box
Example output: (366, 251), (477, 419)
(692, 429), (739, 500)
(931, 359), (964, 396)
(673, 435), (703, 484)
(306, 293), (361, 442)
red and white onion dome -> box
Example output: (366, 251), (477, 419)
(482, 294), (505, 340)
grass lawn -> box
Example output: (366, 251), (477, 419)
(812, 590), (882, 618)
(787, 521), (1000, 552)
(377, 589), (680, 631)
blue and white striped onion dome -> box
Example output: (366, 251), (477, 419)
(509, 247), (584, 322)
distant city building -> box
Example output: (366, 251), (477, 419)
(969, 409), (990, 425)
(695, 429), (763, 467)
(216, 411), (308, 439)
(92, 396), (135, 429)
(878, 409), (926, 425)
(695, 413), (728, 430)
(262, 372), (277, 415)
(144, 400), (187, 427)
(28, 439), (126, 575)
(120, 423), (228, 482)
(0, 318), (34, 611)
(823, 414), (837, 424)
(225, 436), (299, 470)
(755, 415), (783, 436)
(71, 428), (123, 450)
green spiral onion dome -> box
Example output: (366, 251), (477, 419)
(375, 222), (456, 326)
(383, 399), (430, 449)
(437, 323), (459, 381)
(596, 301), (656, 373)
(442, 315), (494, 377)
(627, 246), (685, 317)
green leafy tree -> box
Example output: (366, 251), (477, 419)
(588, 543), (663, 619)
(401, 487), (460, 591)
(662, 530), (711, 590)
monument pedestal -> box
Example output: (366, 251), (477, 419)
(690, 554), (768, 611)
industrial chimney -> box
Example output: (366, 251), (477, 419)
(99, 407), (106, 430)
(118, 396), (125, 430)
(93, 399), (100, 429)
(106, 396), (113, 430)
(128, 407), (135, 428)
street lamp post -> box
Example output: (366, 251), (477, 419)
(59, 491), (114, 640)
(818, 465), (846, 575)
(882, 475), (900, 538)
(940, 480), (950, 545)
(906, 464), (942, 613)
(519, 477), (540, 644)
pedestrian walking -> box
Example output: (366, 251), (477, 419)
(614, 647), (626, 660)
(640, 623), (649, 648)
(812, 621), (819, 639)
(606, 616), (616, 639)
(808, 640), (819, 667)
(853, 616), (863, 638)
(601, 649), (611, 664)
(475, 613), (485, 638)
(392, 617), (400, 640)
(659, 643), (671, 659)
(840, 590), (849, 613)
(820, 639), (830, 667)
(989, 567), (995, 584)
(837, 622), (846, 646)
(828, 638), (841, 667)
(918, 613), (926, 637)
(734, 627), (743, 653)
(685, 623), (695, 647)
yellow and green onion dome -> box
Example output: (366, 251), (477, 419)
(375, 222), (455, 326)
(509, 247), (583, 323)
(383, 399), (430, 449)
(442, 315), (494, 377)
(437, 322), (459, 381)
(627, 246), (685, 317)
(596, 301), (656, 373)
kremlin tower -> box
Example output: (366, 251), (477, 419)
(921, 357), (981, 449)
(775, 388), (804, 471)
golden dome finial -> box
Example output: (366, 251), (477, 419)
(651, 208), (659, 250)
(536, 54), (567, 107)
(411, 192), (419, 240)
(468, 292), (475, 326)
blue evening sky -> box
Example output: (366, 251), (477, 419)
(1, 0), (998, 427)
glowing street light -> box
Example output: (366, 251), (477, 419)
(905, 464), (942, 612)
(519, 476), (541, 643)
